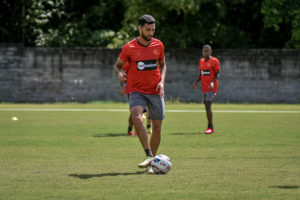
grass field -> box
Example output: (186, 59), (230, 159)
(0, 102), (299, 200)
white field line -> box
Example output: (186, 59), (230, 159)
(0, 108), (299, 113)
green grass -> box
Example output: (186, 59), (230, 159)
(0, 102), (299, 200)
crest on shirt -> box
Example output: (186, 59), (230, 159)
(153, 49), (159, 56)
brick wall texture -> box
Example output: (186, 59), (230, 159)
(0, 45), (299, 103)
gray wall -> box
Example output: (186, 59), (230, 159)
(0, 45), (299, 103)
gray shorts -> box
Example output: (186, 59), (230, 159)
(202, 92), (216, 102)
(129, 92), (165, 120)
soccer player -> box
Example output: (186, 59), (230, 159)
(193, 44), (220, 134)
(114, 14), (166, 169)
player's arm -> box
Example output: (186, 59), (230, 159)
(193, 73), (201, 89)
(209, 71), (219, 90)
(209, 59), (220, 89)
(212, 72), (220, 83)
(157, 57), (166, 97)
(113, 58), (126, 82)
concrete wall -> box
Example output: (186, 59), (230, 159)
(0, 45), (299, 103)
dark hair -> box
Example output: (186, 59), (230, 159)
(138, 14), (155, 26)
(203, 44), (212, 50)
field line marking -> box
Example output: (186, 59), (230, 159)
(0, 108), (299, 113)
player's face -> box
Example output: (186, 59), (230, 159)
(202, 47), (212, 58)
(140, 23), (155, 41)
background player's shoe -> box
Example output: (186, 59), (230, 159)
(204, 128), (214, 134)
(138, 156), (153, 168)
(147, 127), (152, 134)
(127, 131), (135, 136)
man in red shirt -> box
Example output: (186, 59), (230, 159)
(193, 45), (220, 134)
(114, 14), (167, 170)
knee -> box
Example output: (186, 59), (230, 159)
(131, 113), (143, 123)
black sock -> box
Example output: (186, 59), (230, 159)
(145, 149), (153, 157)
(208, 123), (213, 129)
(147, 125), (151, 129)
(128, 127), (133, 133)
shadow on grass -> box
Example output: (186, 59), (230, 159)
(170, 132), (202, 136)
(93, 133), (127, 137)
(269, 185), (299, 189)
(69, 170), (148, 179)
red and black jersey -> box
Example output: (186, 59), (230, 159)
(119, 38), (164, 94)
(199, 57), (220, 93)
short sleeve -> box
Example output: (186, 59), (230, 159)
(158, 41), (165, 61)
(214, 58), (220, 72)
(119, 44), (129, 63)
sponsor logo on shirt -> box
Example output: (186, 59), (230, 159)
(136, 60), (157, 71)
(201, 70), (211, 76)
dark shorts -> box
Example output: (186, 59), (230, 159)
(202, 92), (216, 102)
(129, 92), (165, 120)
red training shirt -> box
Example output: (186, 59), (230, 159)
(119, 38), (164, 94)
(199, 56), (220, 93)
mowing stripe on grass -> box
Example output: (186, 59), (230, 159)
(0, 108), (299, 113)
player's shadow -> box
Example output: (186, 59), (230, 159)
(269, 185), (299, 189)
(93, 133), (126, 137)
(69, 171), (147, 179)
(170, 132), (201, 136)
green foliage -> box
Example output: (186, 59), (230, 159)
(1, 0), (300, 48)
(25, 0), (65, 46)
(261, 0), (300, 48)
(0, 0), (23, 43)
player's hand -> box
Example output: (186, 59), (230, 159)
(192, 82), (197, 89)
(156, 81), (165, 98)
(209, 82), (214, 90)
(118, 71), (127, 82)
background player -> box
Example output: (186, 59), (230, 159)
(120, 63), (152, 136)
(193, 44), (220, 134)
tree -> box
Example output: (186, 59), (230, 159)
(25, 0), (125, 47)
(1, 0), (299, 48)
(0, 0), (23, 44)
(261, 0), (300, 48)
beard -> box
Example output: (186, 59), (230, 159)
(141, 32), (152, 41)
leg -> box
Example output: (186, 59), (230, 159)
(147, 94), (165, 156)
(146, 106), (152, 134)
(131, 106), (150, 150)
(203, 92), (215, 134)
(204, 100), (213, 126)
(128, 113), (134, 128)
(127, 113), (135, 136)
(150, 119), (162, 156)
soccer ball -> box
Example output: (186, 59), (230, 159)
(151, 154), (172, 174)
